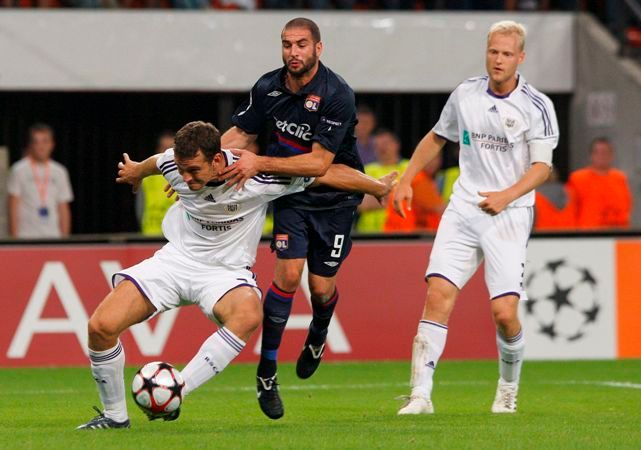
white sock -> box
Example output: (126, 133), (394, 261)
(497, 329), (525, 384)
(410, 320), (448, 400)
(89, 341), (128, 422)
(182, 328), (245, 396)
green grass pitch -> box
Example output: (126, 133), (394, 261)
(2, 360), (640, 449)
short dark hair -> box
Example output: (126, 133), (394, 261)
(283, 17), (321, 43)
(357, 105), (375, 116)
(174, 121), (221, 162)
(28, 123), (54, 142)
(373, 128), (399, 141)
(590, 136), (612, 152)
(157, 129), (175, 142)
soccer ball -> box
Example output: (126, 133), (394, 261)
(132, 361), (185, 417)
(523, 259), (600, 342)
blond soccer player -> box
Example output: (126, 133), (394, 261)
(395, 21), (559, 414)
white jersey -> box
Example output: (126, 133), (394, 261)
(157, 149), (313, 270)
(433, 74), (559, 208)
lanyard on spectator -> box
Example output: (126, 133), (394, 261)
(29, 157), (50, 208)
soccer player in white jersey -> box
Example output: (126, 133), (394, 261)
(77, 121), (394, 430)
(394, 21), (559, 415)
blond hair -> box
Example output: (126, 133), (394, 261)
(487, 20), (527, 51)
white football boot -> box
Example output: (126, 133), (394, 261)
(491, 380), (518, 413)
(397, 396), (434, 415)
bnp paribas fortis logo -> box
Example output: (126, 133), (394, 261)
(463, 130), (471, 145)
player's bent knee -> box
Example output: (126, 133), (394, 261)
(87, 314), (121, 346)
(426, 288), (454, 310)
(309, 274), (336, 302)
(237, 300), (262, 331)
(225, 305), (262, 341)
(218, 288), (263, 338)
(309, 288), (333, 304)
(274, 262), (304, 291)
(277, 271), (302, 292)
(492, 308), (519, 329)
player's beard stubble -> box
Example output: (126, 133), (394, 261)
(284, 50), (319, 79)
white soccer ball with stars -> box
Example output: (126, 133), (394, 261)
(132, 361), (185, 417)
(523, 259), (600, 342)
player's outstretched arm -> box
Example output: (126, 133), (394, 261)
(393, 131), (446, 218)
(220, 142), (335, 190)
(313, 164), (397, 204)
(221, 126), (259, 150)
(478, 162), (551, 215)
(115, 153), (161, 193)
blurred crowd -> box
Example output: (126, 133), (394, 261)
(2, 1), (636, 64)
(4, 119), (634, 239)
(0, 0), (607, 12)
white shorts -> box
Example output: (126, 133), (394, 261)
(112, 244), (262, 324)
(426, 196), (533, 300)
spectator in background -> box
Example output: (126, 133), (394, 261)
(356, 129), (409, 233)
(7, 123), (73, 239)
(385, 152), (445, 232)
(567, 137), (632, 229)
(355, 105), (377, 165)
(137, 130), (176, 236)
(534, 167), (576, 230)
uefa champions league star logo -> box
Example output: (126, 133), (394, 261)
(524, 259), (600, 342)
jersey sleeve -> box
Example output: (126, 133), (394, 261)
(7, 166), (21, 196)
(432, 88), (460, 142)
(56, 167), (74, 203)
(245, 175), (315, 200)
(312, 88), (356, 154)
(157, 148), (183, 187)
(231, 80), (266, 135)
(525, 91), (559, 148)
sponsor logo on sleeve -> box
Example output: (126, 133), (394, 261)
(320, 116), (343, 127)
(267, 90), (282, 97)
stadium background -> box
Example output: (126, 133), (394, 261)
(1, 10), (640, 368)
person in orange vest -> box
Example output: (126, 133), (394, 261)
(534, 168), (576, 230)
(356, 129), (410, 233)
(137, 131), (176, 236)
(567, 137), (633, 229)
(384, 153), (445, 233)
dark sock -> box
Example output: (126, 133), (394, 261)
(257, 282), (295, 378)
(308, 289), (339, 347)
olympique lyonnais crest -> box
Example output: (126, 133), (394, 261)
(275, 234), (289, 250)
(304, 95), (321, 112)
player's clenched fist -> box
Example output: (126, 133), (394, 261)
(375, 171), (398, 205)
(478, 190), (513, 215)
(115, 153), (142, 193)
(393, 182), (413, 219)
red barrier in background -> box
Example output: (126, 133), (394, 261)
(0, 242), (497, 367)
